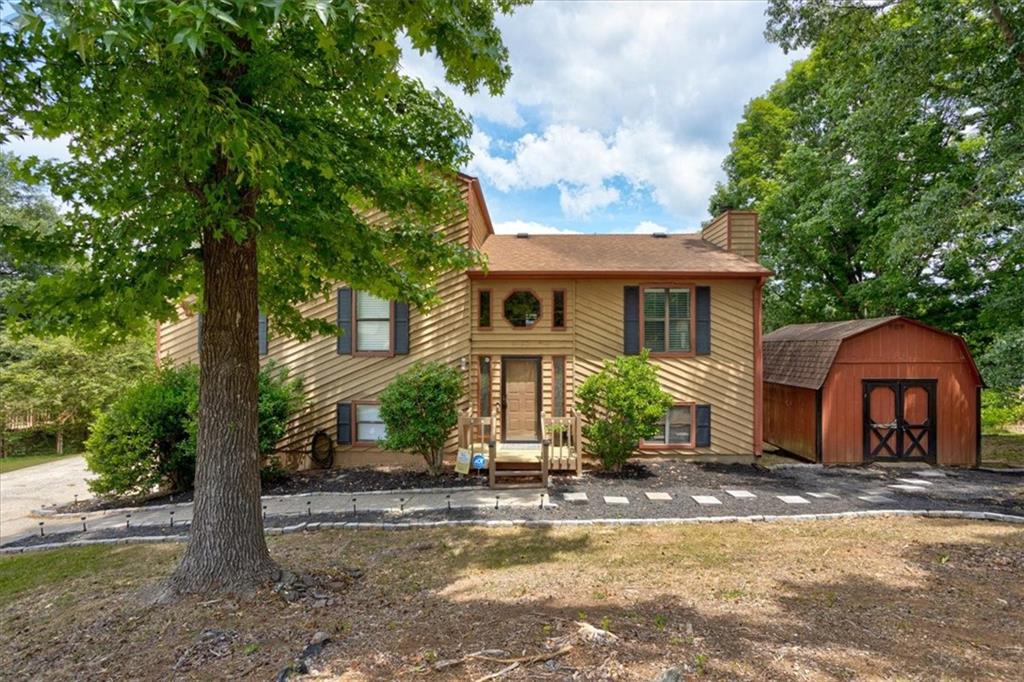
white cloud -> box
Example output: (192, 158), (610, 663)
(403, 1), (801, 224)
(632, 220), (671, 234)
(493, 220), (581, 235)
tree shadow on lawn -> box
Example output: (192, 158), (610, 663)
(3, 522), (1022, 680)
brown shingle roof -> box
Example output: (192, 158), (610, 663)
(473, 233), (769, 277)
(762, 317), (901, 389)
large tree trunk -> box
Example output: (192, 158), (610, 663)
(165, 228), (277, 595)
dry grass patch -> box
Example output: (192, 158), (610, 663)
(1, 518), (1022, 680)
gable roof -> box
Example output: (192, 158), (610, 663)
(472, 233), (769, 278)
(763, 316), (983, 389)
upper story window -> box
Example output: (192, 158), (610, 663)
(643, 287), (692, 353)
(479, 290), (492, 328)
(553, 290), (566, 329)
(504, 291), (540, 328)
(356, 291), (391, 352)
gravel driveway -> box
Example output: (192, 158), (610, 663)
(0, 456), (93, 543)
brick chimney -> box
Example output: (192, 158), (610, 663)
(701, 210), (759, 261)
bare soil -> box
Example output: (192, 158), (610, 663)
(2, 517), (1022, 680)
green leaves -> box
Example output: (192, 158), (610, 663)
(0, 0), (520, 343)
(716, 1), (1024, 368)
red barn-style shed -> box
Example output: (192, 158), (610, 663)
(763, 317), (983, 467)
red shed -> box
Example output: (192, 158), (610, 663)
(763, 317), (983, 467)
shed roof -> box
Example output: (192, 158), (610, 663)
(763, 316), (983, 389)
(472, 233), (769, 278)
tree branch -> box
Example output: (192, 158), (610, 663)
(987, 0), (1024, 76)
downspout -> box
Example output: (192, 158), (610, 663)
(753, 276), (765, 458)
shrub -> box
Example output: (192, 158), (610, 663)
(981, 389), (1024, 435)
(85, 362), (304, 497)
(378, 361), (462, 476)
(576, 350), (674, 472)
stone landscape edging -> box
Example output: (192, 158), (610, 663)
(3, 508), (1022, 554)
(30, 485), (487, 519)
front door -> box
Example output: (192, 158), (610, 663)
(502, 357), (541, 442)
(863, 380), (937, 462)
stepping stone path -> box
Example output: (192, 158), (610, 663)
(691, 495), (722, 506)
(858, 494), (896, 504)
(889, 484), (928, 492)
(777, 495), (810, 505)
(563, 492), (588, 502)
(914, 470), (946, 478)
(604, 496), (629, 505)
(726, 490), (756, 499)
(644, 492), (673, 501)
(806, 492), (840, 499)
(897, 478), (934, 486)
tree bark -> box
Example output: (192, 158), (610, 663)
(988, 0), (1024, 76)
(164, 228), (277, 595)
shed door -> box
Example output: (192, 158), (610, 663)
(502, 357), (541, 442)
(863, 380), (936, 462)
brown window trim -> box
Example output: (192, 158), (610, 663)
(478, 288), (493, 330)
(352, 400), (386, 446)
(501, 288), (543, 330)
(642, 402), (696, 450)
(352, 293), (395, 358)
(640, 283), (697, 358)
(552, 289), (567, 331)
(552, 355), (566, 417)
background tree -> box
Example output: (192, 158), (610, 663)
(575, 351), (674, 472)
(377, 361), (463, 476)
(1, 0), (523, 594)
(710, 0), (1023, 372)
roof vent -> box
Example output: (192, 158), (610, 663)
(516, 232), (530, 239)
(651, 232), (668, 238)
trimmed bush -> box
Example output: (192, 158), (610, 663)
(85, 362), (304, 497)
(378, 361), (462, 476)
(576, 350), (674, 472)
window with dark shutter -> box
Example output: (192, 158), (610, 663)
(258, 311), (268, 356)
(695, 404), (712, 447)
(553, 356), (566, 417)
(478, 290), (491, 328)
(642, 287), (693, 354)
(696, 286), (711, 355)
(336, 402), (352, 444)
(643, 404), (694, 446)
(337, 288), (352, 354)
(393, 302), (410, 355)
(623, 286), (640, 355)
(553, 290), (566, 329)
(355, 291), (391, 352)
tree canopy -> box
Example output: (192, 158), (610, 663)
(710, 0), (1024, 373)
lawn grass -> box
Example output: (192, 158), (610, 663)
(0, 452), (78, 475)
(1, 517), (1021, 680)
(982, 433), (1024, 466)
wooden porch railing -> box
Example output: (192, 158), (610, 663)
(542, 412), (583, 476)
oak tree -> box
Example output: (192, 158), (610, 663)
(0, 0), (524, 594)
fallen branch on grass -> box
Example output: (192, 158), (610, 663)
(432, 645), (573, 676)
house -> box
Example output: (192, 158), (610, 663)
(763, 317), (983, 466)
(157, 175), (769, 476)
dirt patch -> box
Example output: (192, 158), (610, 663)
(2, 518), (1022, 680)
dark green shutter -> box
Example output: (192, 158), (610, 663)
(336, 288), (352, 354)
(336, 402), (352, 444)
(258, 311), (268, 356)
(623, 286), (640, 355)
(196, 313), (203, 355)
(696, 286), (711, 355)
(696, 404), (711, 447)
(394, 302), (410, 354)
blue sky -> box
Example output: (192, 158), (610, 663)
(3, 1), (801, 235)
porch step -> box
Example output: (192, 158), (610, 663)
(494, 469), (544, 477)
(491, 481), (546, 490)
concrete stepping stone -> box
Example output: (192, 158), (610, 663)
(691, 495), (722, 506)
(644, 492), (672, 501)
(896, 478), (934, 486)
(889, 484), (928, 492)
(806, 492), (840, 499)
(725, 489), (756, 499)
(858, 494), (897, 504)
(914, 470), (946, 478)
(563, 492), (588, 502)
(603, 496), (629, 505)
(777, 495), (810, 505)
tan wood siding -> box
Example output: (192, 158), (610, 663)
(701, 213), (728, 251)
(158, 186), (478, 470)
(573, 278), (756, 455)
(727, 212), (758, 260)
